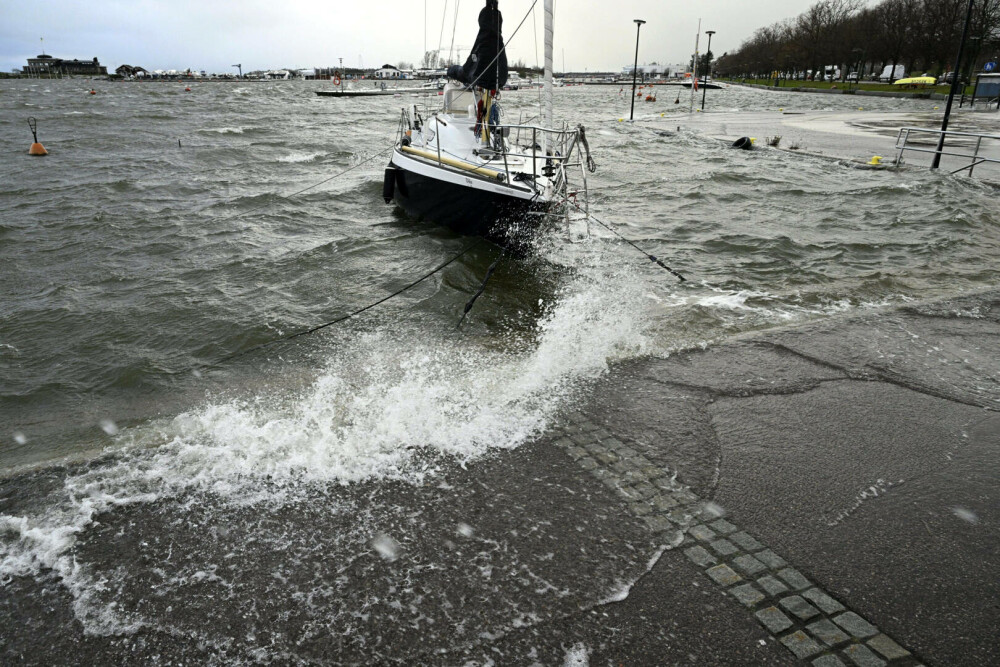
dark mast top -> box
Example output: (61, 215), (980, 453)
(447, 0), (508, 90)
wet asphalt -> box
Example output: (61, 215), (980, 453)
(2, 291), (998, 666)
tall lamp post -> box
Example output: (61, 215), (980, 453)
(630, 19), (646, 121)
(701, 30), (715, 110)
(932, 0), (975, 169)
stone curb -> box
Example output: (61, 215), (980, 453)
(551, 413), (923, 667)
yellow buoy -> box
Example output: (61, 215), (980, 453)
(27, 118), (47, 156)
(869, 155), (883, 166)
(858, 107), (864, 111)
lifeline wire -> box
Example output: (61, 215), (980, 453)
(215, 238), (485, 366)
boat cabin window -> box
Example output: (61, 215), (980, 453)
(443, 83), (477, 115)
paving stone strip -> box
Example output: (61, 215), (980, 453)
(552, 414), (924, 667)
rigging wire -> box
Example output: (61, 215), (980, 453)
(438, 0), (449, 68)
(532, 1), (544, 114)
(465, 0), (539, 92)
(448, 0), (462, 67)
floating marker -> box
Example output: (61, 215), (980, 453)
(89, 89), (96, 95)
(868, 155), (883, 166)
(27, 117), (47, 156)
(185, 87), (192, 92)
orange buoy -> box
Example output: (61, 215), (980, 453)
(27, 118), (48, 155)
(185, 87), (192, 92)
(89, 89), (96, 95)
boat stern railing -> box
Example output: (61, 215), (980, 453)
(395, 106), (593, 209)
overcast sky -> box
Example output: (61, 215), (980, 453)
(3, 0), (822, 74)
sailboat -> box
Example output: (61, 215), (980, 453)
(382, 0), (595, 250)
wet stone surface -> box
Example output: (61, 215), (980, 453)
(3, 290), (998, 664)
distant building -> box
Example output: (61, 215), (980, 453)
(374, 64), (402, 79)
(23, 54), (107, 76)
(115, 64), (148, 78)
(622, 64), (683, 79)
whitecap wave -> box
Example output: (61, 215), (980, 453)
(0, 258), (653, 634)
(277, 152), (323, 163)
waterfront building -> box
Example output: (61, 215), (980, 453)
(23, 54), (107, 76)
(374, 64), (403, 79)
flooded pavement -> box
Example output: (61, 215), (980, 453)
(668, 105), (1000, 180)
(3, 80), (999, 664)
(3, 289), (996, 665)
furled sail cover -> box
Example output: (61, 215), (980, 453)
(447, 0), (508, 89)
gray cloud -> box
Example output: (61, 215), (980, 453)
(2, 0), (818, 74)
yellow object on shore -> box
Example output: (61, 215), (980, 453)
(893, 77), (936, 86)
(869, 156), (883, 166)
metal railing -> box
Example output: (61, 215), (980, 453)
(894, 126), (1000, 176)
(396, 106), (585, 193)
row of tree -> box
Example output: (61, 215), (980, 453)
(714, 0), (1000, 82)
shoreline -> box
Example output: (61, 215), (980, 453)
(726, 80), (953, 101)
(3, 285), (995, 482)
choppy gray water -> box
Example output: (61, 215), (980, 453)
(1, 79), (998, 662)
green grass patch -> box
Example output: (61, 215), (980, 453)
(721, 77), (974, 96)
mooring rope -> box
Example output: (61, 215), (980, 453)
(214, 238), (486, 366)
(193, 0), (550, 368)
(216, 144), (396, 224)
(555, 194), (686, 282)
(457, 246), (507, 329)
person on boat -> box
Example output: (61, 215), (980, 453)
(446, 0), (508, 90)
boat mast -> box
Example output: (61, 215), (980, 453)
(690, 18), (701, 113)
(543, 0), (554, 143)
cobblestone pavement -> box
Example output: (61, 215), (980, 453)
(552, 413), (923, 667)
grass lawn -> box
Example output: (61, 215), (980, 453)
(722, 77), (975, 96)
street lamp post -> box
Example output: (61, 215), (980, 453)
(701, 30), (715, 110)
(933, 0), (975, 169)
(630, 19), (646, 122)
